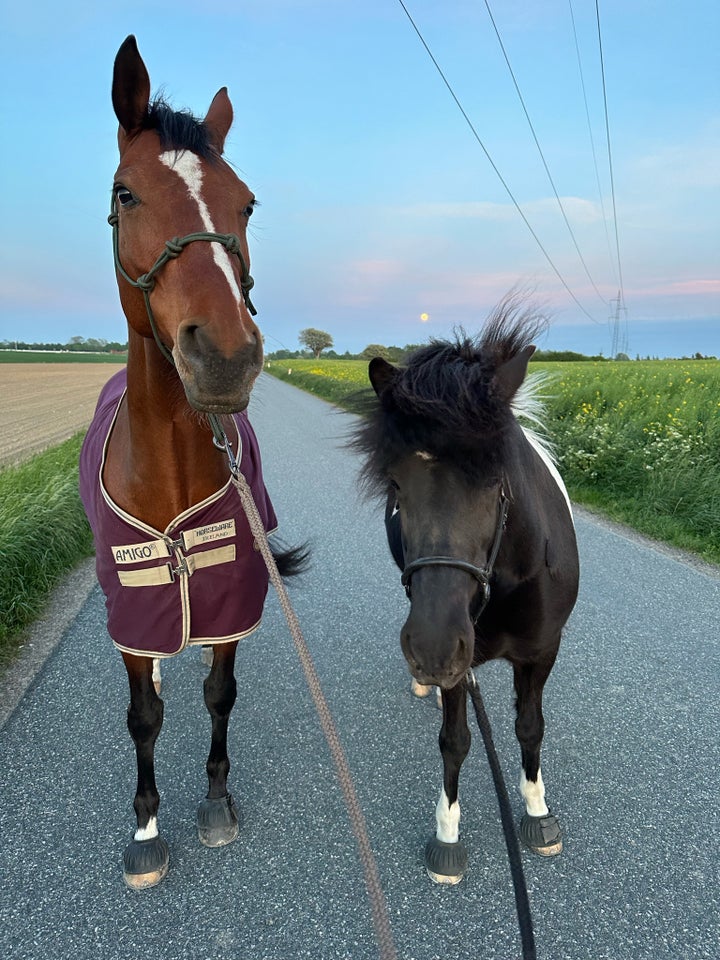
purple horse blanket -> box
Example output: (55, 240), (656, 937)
(79, 369), (277, 658)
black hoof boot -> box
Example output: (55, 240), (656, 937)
(424, 836), (468, 885)
(197, 794), (240, 848)
(123, 835), (170, 889)
(519, 811), (563, 856)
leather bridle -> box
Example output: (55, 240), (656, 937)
(400, 487), (509, 623)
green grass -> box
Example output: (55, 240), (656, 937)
(0, 434), (94, 669)
(265, 357), (720, 566)
(0, 350), (127, 363)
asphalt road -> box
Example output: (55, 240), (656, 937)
(1, 373), (718, 960)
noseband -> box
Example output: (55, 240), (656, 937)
(108, 195), (257, 367)
(400, 489), (509, 623)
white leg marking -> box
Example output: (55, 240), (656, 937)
(520, 768), (549, 818)
(159, 151), (244, 306)
(151, 658), (161, 693)
(134, 816), (158, 842)
(435, 788), (461, 844)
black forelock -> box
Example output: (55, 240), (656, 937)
(349, 293), (548, 496)
(143, 97), (217, 159)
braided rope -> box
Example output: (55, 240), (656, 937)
(229, 468), (398, 960)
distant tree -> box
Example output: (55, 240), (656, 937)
(533, 349), (605, 362)
(360, 344), (391, 360)
(298, 328), (334, 358)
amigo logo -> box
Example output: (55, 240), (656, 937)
(112, 539), (170, 565)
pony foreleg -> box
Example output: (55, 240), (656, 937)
(197, 641), (239, 848)
(425, 682), (470, 884)
(513, 659), (563, 857)
(121, 652), (169, 889)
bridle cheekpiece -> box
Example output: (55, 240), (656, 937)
(400, 487), (509, 623)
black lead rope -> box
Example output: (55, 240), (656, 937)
(465, 672), (537, 960)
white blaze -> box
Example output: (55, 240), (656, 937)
(159, 150), (243, 306)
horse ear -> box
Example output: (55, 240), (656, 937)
(493, 345), (535, 401)
(368, 357), (398, 396)
(112, 35), (151, 138)
(203, 88), (233, 154)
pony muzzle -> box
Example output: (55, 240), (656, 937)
(400, 612), (475, 690)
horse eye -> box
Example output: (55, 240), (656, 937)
(244, 203), (255, 218)
(114, 185), (137, 207)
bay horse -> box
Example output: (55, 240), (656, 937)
(79, 36), (304, 889)
(351, 300), (579, 883)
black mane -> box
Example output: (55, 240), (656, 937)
(350, 295), (548, 494)
(143, 97), (217, 159)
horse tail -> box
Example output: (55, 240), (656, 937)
(270, 540), (311, 578)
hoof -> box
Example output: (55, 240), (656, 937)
(424, 836), (468, 885)
(410, 679), (442, 709)
(197, 794), (239, 848)
(519, 811), (563, 857)
(123, 835), (169, 890)
(411, 678), (433, 698)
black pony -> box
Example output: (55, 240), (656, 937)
(351, 297), (579, 883)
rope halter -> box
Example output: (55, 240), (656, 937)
(108, 194), (257, 367)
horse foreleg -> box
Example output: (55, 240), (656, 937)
(121, 652), (169, 889)
(513, 657), (563, 856)
(425, 682), (471, 884)
(197, 641), (239, 848)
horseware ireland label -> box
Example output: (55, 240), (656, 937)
(112, 539), (171, 564)
(180, 519), (236, 549)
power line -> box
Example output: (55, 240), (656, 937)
(568, 0), (618, 289)
(396, 0), (602, 324)
(595, 0), (626, 311)
(482, 0), (610, 307)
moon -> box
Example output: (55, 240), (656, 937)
(420, 313), (429, 322)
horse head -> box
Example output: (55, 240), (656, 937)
(365, 321), (537, 690)
(110, 36), (262, 413)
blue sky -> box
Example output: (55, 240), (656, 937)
(1, 1), (718, 358)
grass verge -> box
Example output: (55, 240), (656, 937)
(0, 434), (94, 670)
(265, 359), (720, 567)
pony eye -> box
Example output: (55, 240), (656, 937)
(114, 184), (137, 207)
(244, 203), (255, 218)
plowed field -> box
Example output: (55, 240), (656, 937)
(0, 364), (124, 467)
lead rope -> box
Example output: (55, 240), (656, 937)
(208, 416), (398, 960)
(465, 671), (537, 960)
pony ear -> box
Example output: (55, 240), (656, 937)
(492, 345), (535, 401)
(368, 357), (398, 396)
(112, 35), (151, 138)
(203, 88), (233, 154)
